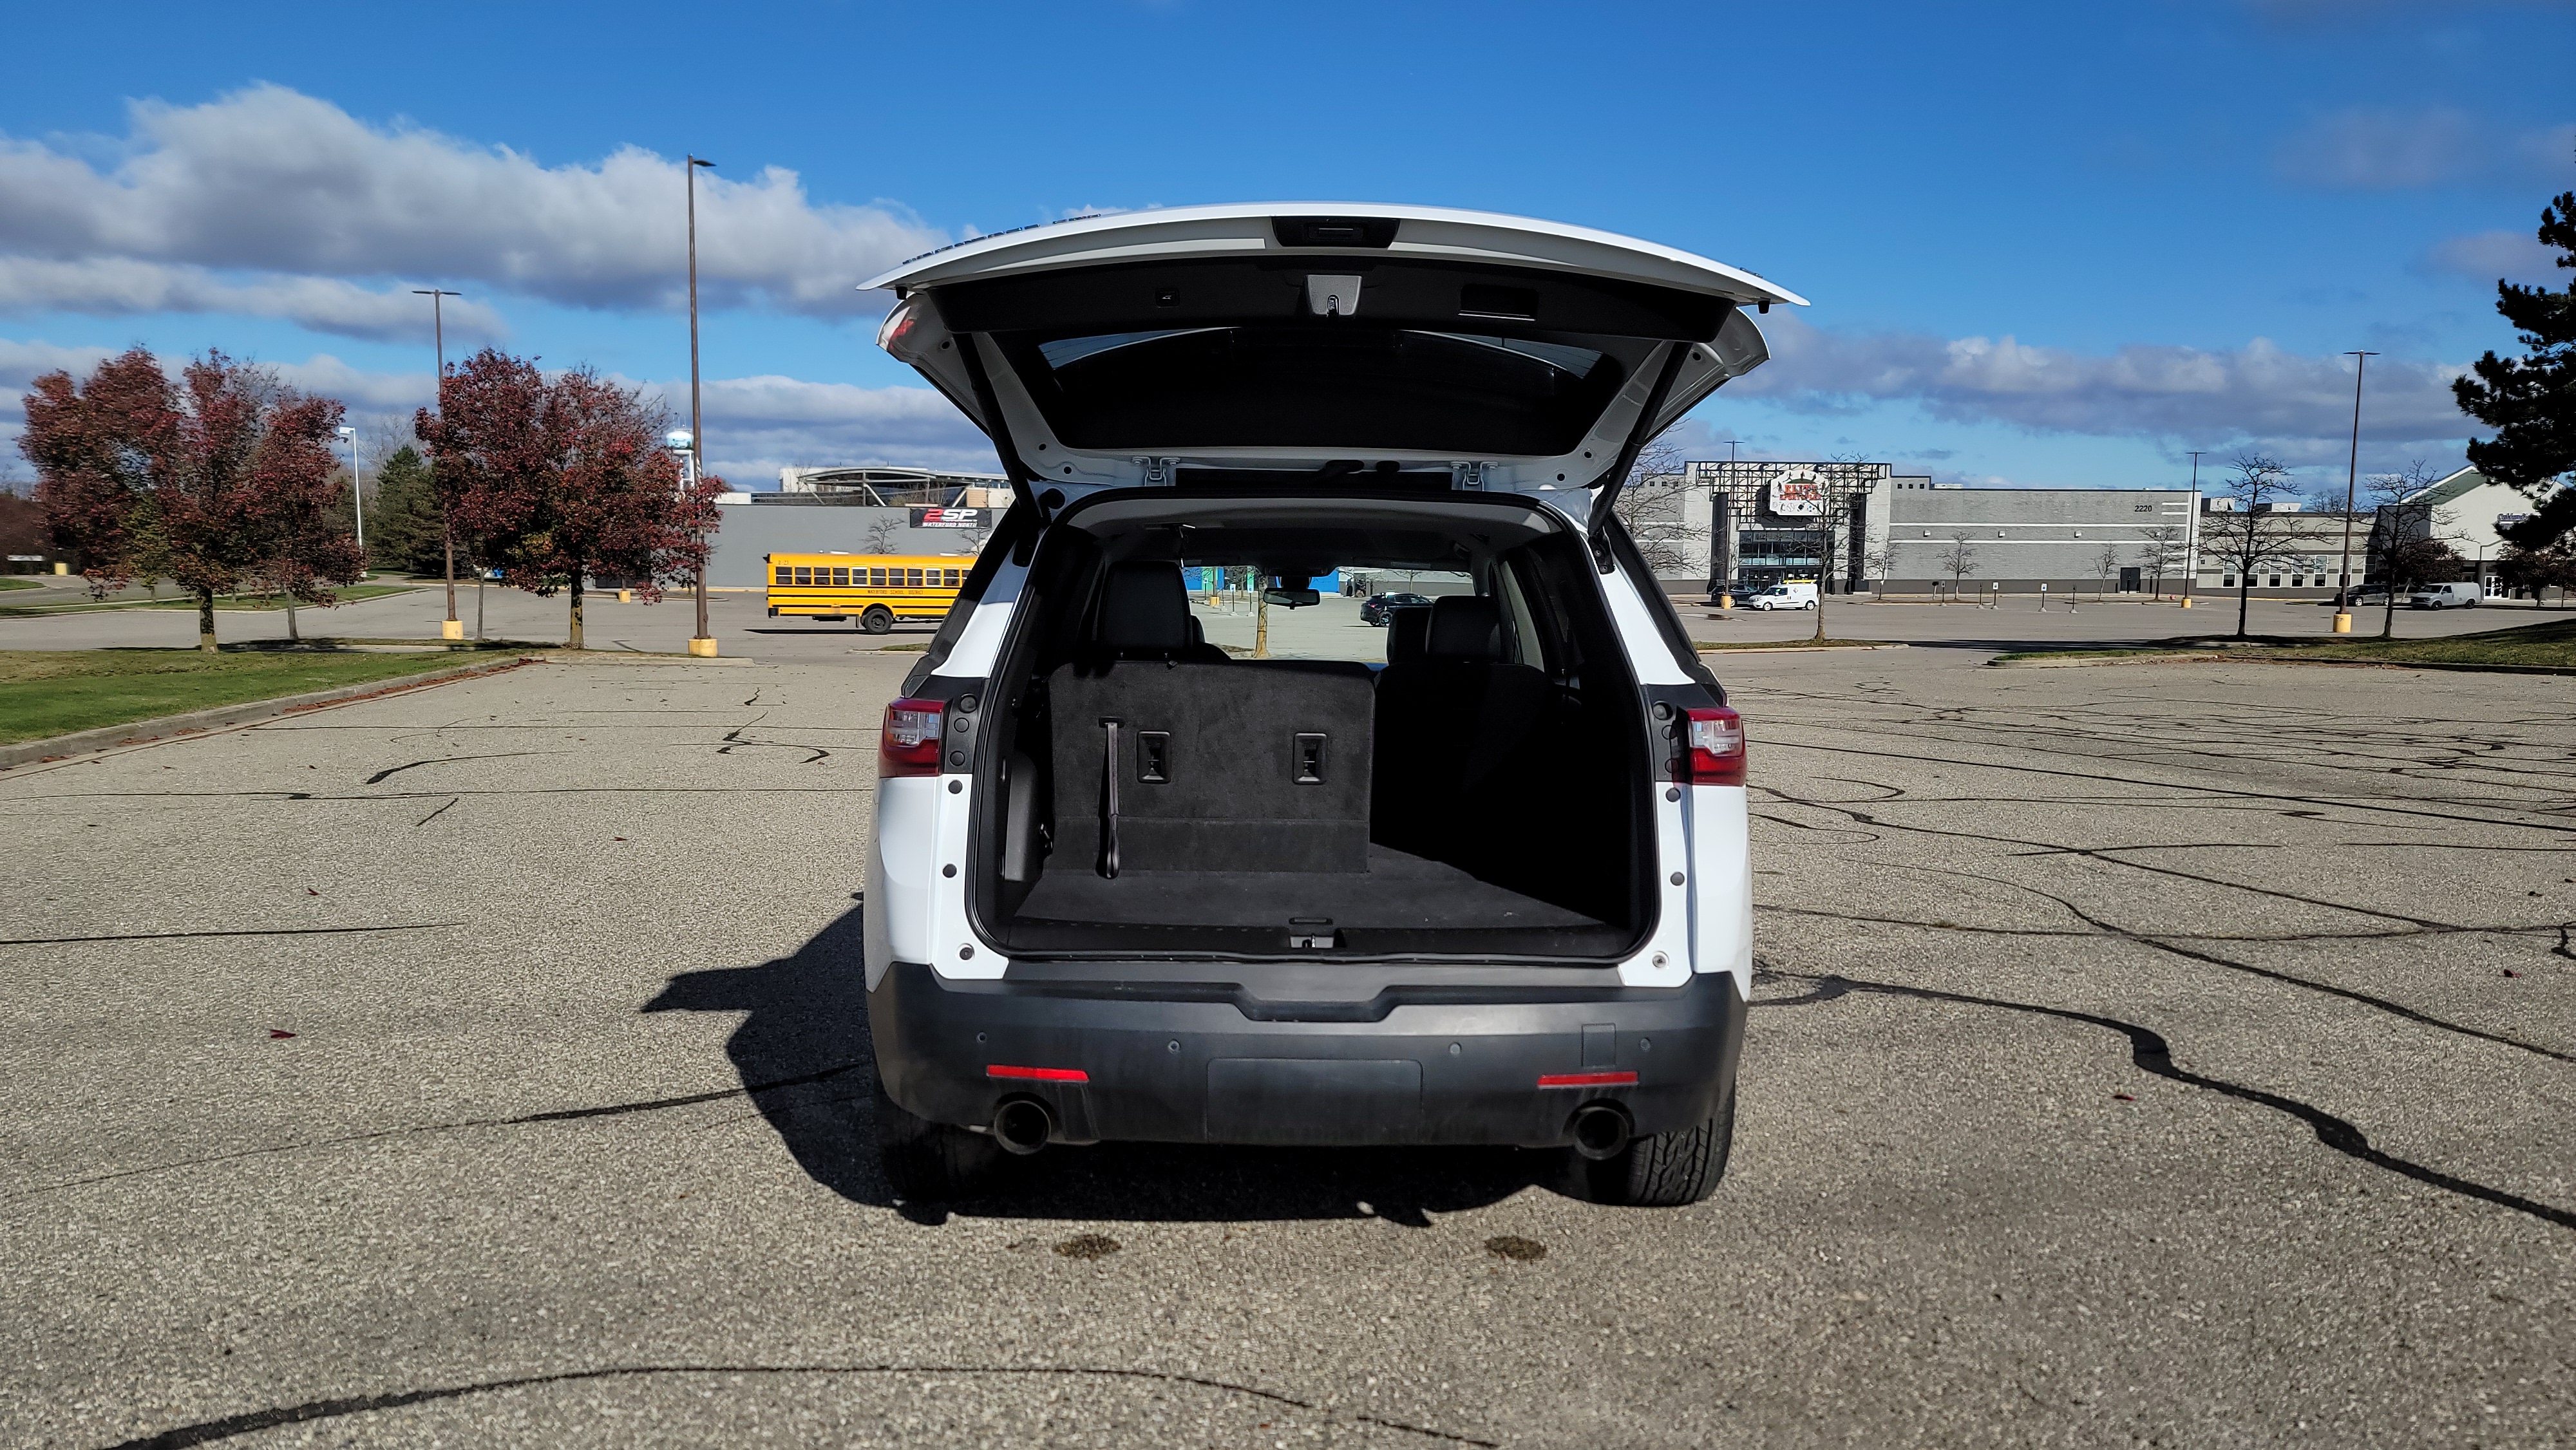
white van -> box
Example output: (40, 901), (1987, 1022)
(860, 205), (1799, 1206)
(1744, 581), (1819, 611)
(2408, 581), (2482, 609)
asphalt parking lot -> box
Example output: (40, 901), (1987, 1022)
(3, 646), (2571, 1446)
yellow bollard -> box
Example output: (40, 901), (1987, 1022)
(53, 560), (69, 575)
(2179, 597), (2193, 609)
(687, 637), (720, 658)
(2332, 611), (2353, 633)
(440, 619), (465, 641)
(618, 588), (633, 604)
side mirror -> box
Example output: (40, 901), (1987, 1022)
(1262, 587), (1321, 608)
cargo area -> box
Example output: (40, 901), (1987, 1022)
(968, 492), (1655, 961)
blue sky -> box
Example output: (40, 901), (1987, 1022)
(2, 0), (2568, 491)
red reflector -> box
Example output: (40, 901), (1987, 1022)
(1538, 1071), (1638, 1088)
(880, 697), (945, 777)
(1678, 706), (1747, 786)
(986, 1064), (1088, 1082)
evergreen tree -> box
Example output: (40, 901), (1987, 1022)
(368, 446), (449, 576)
(2453, 169), (2576, 548)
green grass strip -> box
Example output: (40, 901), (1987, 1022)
(0, 648), (484, 745)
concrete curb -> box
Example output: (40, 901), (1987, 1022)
(1989, 652), (2576, 677)
(521, 649), (756, 665)
(0, 655), (535, 771)
(1697, 643), (1909, 655)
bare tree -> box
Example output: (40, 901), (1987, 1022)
(2364, 460), (2456, 638)
(863, 516), (900, 554)
(1939, 531), (1979, 603)
(1611, 436), (1708, 577)
(2201, 454), (2307, 639)
(2138, 525), (2186, 598)
(2092, 542), (2125, 601)
(1861, 543), (1896, 598)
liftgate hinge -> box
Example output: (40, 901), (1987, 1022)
(1453, 462), (1493, 491)
(1135, 456), (1179, 485)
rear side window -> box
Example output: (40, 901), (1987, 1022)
(773, 566), (790, 585)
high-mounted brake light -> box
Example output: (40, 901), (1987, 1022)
(1539, 1071), (1638, 1088)
(1679, 706), (1747, 786)
(880, 698), (945, 777)
(987, 1064), (1089, 1083)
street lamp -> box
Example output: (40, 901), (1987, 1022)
(336, 425), (363, 570)
(685, 155), (718, 659)
(2332, 351), (2377, 634)
(414, 287), (464, 640)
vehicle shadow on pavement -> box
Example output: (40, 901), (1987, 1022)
(643, 905), (1557, 1226)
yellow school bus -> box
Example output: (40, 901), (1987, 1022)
(766, 552), (969, 633)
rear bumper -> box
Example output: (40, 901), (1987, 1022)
(867, 961), (1745, 1149)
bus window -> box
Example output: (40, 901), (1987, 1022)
(773, 566), (790, 585)
(907, 567), (924, 587)
(791, 565), (810, 585)
(942, 569), (959, 586)
(831, 567), (849, 586)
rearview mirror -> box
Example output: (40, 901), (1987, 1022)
(1262, 587), (1321, 608)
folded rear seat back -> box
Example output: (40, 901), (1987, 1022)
(1048, 659), (1378, 876)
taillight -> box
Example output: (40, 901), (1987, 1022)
(880, 698), (945, 777)
(1680, 706), (1747, 786)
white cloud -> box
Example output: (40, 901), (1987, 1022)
(0, 84), (950, 334)
(2274, 108), (2576, 190)
(2418, 227), (2565, 282)
(654, 374), (998, 482)
(1731, 315), (2473, 466)
(0, 257), (510, 341)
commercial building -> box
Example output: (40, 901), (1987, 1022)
(2192, 498), (2372, 598)
(1874, 484), (2202, 597)
(2378, 465), (2566, 597)
(704, 490), (1010, 588)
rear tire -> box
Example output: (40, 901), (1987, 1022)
(862, 605), (895, 634)
(875, 1078), (1003, 1201)
(1571, 1093), (1734, 1207)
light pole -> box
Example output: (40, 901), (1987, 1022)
(414, 288), (464, 641)
(2332, 351), (2378, 634)
(336, 425), (363, 570)
(2181, 449), (2206, 609)
(685, 155), (718, 658)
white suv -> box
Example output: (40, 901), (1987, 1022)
(859, 205), (1797, 1205)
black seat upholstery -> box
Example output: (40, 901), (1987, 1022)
(1384, 605), (1432, 666)
(1048, 661), (1376, 874)
(1371, 594), (1557, 864)
(1095, 561), (1229, 663)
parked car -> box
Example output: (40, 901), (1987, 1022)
(1703, 579), (1756, 605)
(1359, 591), (1435, 625)
(1742, 581), (1819, 611)
(2334, 584), (2392, 608)
(860, 203), (1797, 1207)
(2409, 581), (2483, 609)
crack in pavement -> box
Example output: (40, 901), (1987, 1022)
(5, 1062), (872, 1203)
(361, 751), (570, 785)
(1752, 968), (2576, 1234)
(1806, 856), (2576, 1065)
(1762, 737), (2576, 838)
(96, 1362), (1499, 1448)
(0, 922), (461, 948)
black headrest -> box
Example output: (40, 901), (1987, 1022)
(1426, 595), (1503, 661)
(1385, 606), (1432, 664)
(1097, 561), (1193, 654)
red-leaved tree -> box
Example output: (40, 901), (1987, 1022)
(18, 348), (363, 652)
(416, 350), (723, 649)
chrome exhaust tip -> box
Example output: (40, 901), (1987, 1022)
(992, 1097), (1053, 1156)
(1570, 1103), (1633, 1161)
